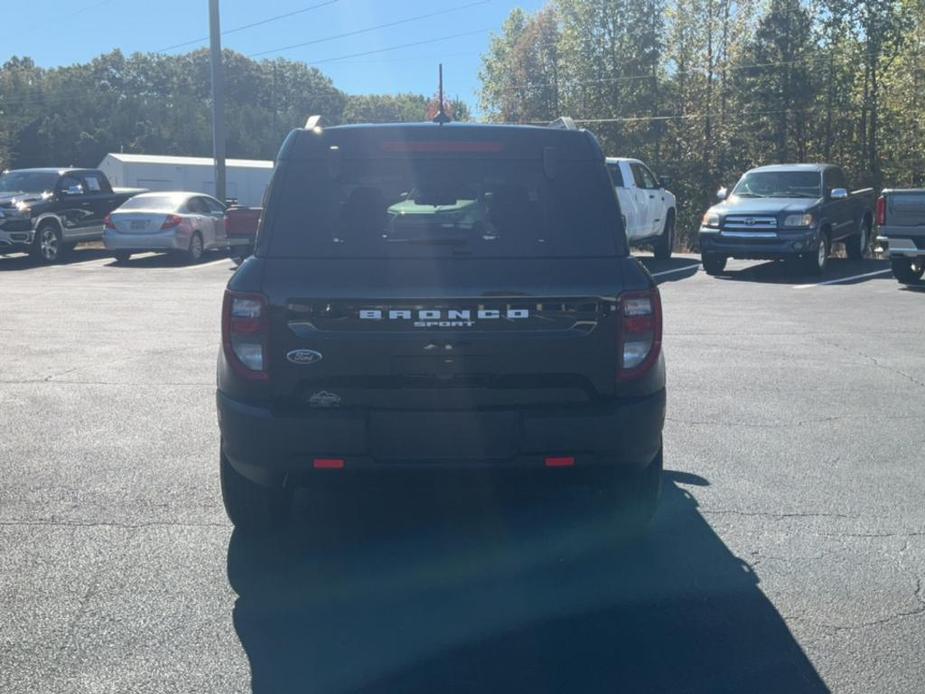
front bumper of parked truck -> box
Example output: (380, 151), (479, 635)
(699, 227), (821, 260)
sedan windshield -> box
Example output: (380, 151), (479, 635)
(732, 171), (822, 198)
(0, 171), (58, 194)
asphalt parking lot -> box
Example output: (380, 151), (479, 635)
(2, 248), (924, 693)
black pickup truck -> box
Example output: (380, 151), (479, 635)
(0, 168), (143, 262)
(698, 163), (876, 275)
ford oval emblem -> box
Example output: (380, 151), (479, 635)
(286, 349), (323, 365)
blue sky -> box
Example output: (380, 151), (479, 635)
(5, 0), (546, 114)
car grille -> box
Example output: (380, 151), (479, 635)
(722, 215), (778, 231)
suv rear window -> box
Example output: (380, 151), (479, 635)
(264, 156), (623, 258)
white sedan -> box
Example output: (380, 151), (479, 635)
(606, 157), (677, 259)
(103, 192), (228, 264)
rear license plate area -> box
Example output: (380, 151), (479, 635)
(369, 410), (519, 461)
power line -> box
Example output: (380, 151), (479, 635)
(294, 28), (491, 66)
(523, 105), (866, 125)
(158, 0), (340, 52)
(249, 0), (491, 58)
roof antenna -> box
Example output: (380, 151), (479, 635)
(432, 64), (451, 125)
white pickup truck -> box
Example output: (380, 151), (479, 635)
(606, 157), (677, 259)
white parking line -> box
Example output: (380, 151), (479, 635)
(171, 257), (233, 271)
(651, 263), (700, 278)
(792, 268), (892, 289)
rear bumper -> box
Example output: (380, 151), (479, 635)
(103, 229), (188, 251)
(699, 227), (820, 259)
(217, 389), (666, 486)
(877, 234), (925, 258)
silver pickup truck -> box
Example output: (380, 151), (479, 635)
(876, 189), (925, 285)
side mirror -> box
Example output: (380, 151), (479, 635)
(830, 187), (848, 200)
(658, 175), (671, 189)
(716, 187), (728, 201)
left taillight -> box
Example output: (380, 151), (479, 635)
(104, 213), (116, 230)
(161, 214), (183, 230)
(617, 288), (662, 381)
(222, 290), (269, 381)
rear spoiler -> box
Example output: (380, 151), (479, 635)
(547, 116), (579, 130)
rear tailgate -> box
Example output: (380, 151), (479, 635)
(885, 190), (925, 228)
(264, 257), (626, 411)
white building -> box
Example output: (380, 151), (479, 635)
(97, 153), (274, 206)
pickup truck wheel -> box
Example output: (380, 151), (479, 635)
(186, 232), (204, 264)
(653, 214), (675, 260)
(30, 222), (63, 264)
(702, 253), (727, 276)
(891, 257), (925, 284)
(804, 233), (829, 275)
(846, 219), (871, 260)
(220, 450), (290, 532)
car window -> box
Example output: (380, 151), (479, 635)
(826, 168), (847, 192)
(203, 197), (226, 214)
(57, 175), (84, 196)
(186, 197), (208, 214)
(733, 171), (822, 198)
(118, 194), (187, 211)
(82, 175), (102, 193)
(630, 163), (657, 189)
(266, 157), (623, 259)
(607, 163), (625, 188)
(643, 164), (661, 188)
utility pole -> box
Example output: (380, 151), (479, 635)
(209, 0), (226, 203)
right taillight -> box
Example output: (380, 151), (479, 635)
(876, 195), (886, 226)
(617, 288), (662, 381)
(103, 213), (116, 230)
(222, 290), (269, 381)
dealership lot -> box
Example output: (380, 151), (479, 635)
(1, 249), (924, 693)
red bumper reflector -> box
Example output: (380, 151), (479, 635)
(313, 458), (345, 469)
(545, 456), (575, 468)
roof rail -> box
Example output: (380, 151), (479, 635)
(304, 115), (324, 130)
(547, 116), (578, 130)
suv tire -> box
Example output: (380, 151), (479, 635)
(891, 257), (925, 284)
(220, 450), (289, 532)
(702, 253), (727, 275)
(846, 218), (871, 260)
(654, 213), (675, 260)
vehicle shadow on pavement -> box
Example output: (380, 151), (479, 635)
(0, 248), (113, 271)
(227, 472), (828, 694)
(710, 257), (890, 285)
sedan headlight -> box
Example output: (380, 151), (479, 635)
(701, 212), (720, 228)
(782, 213), (814, 228)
